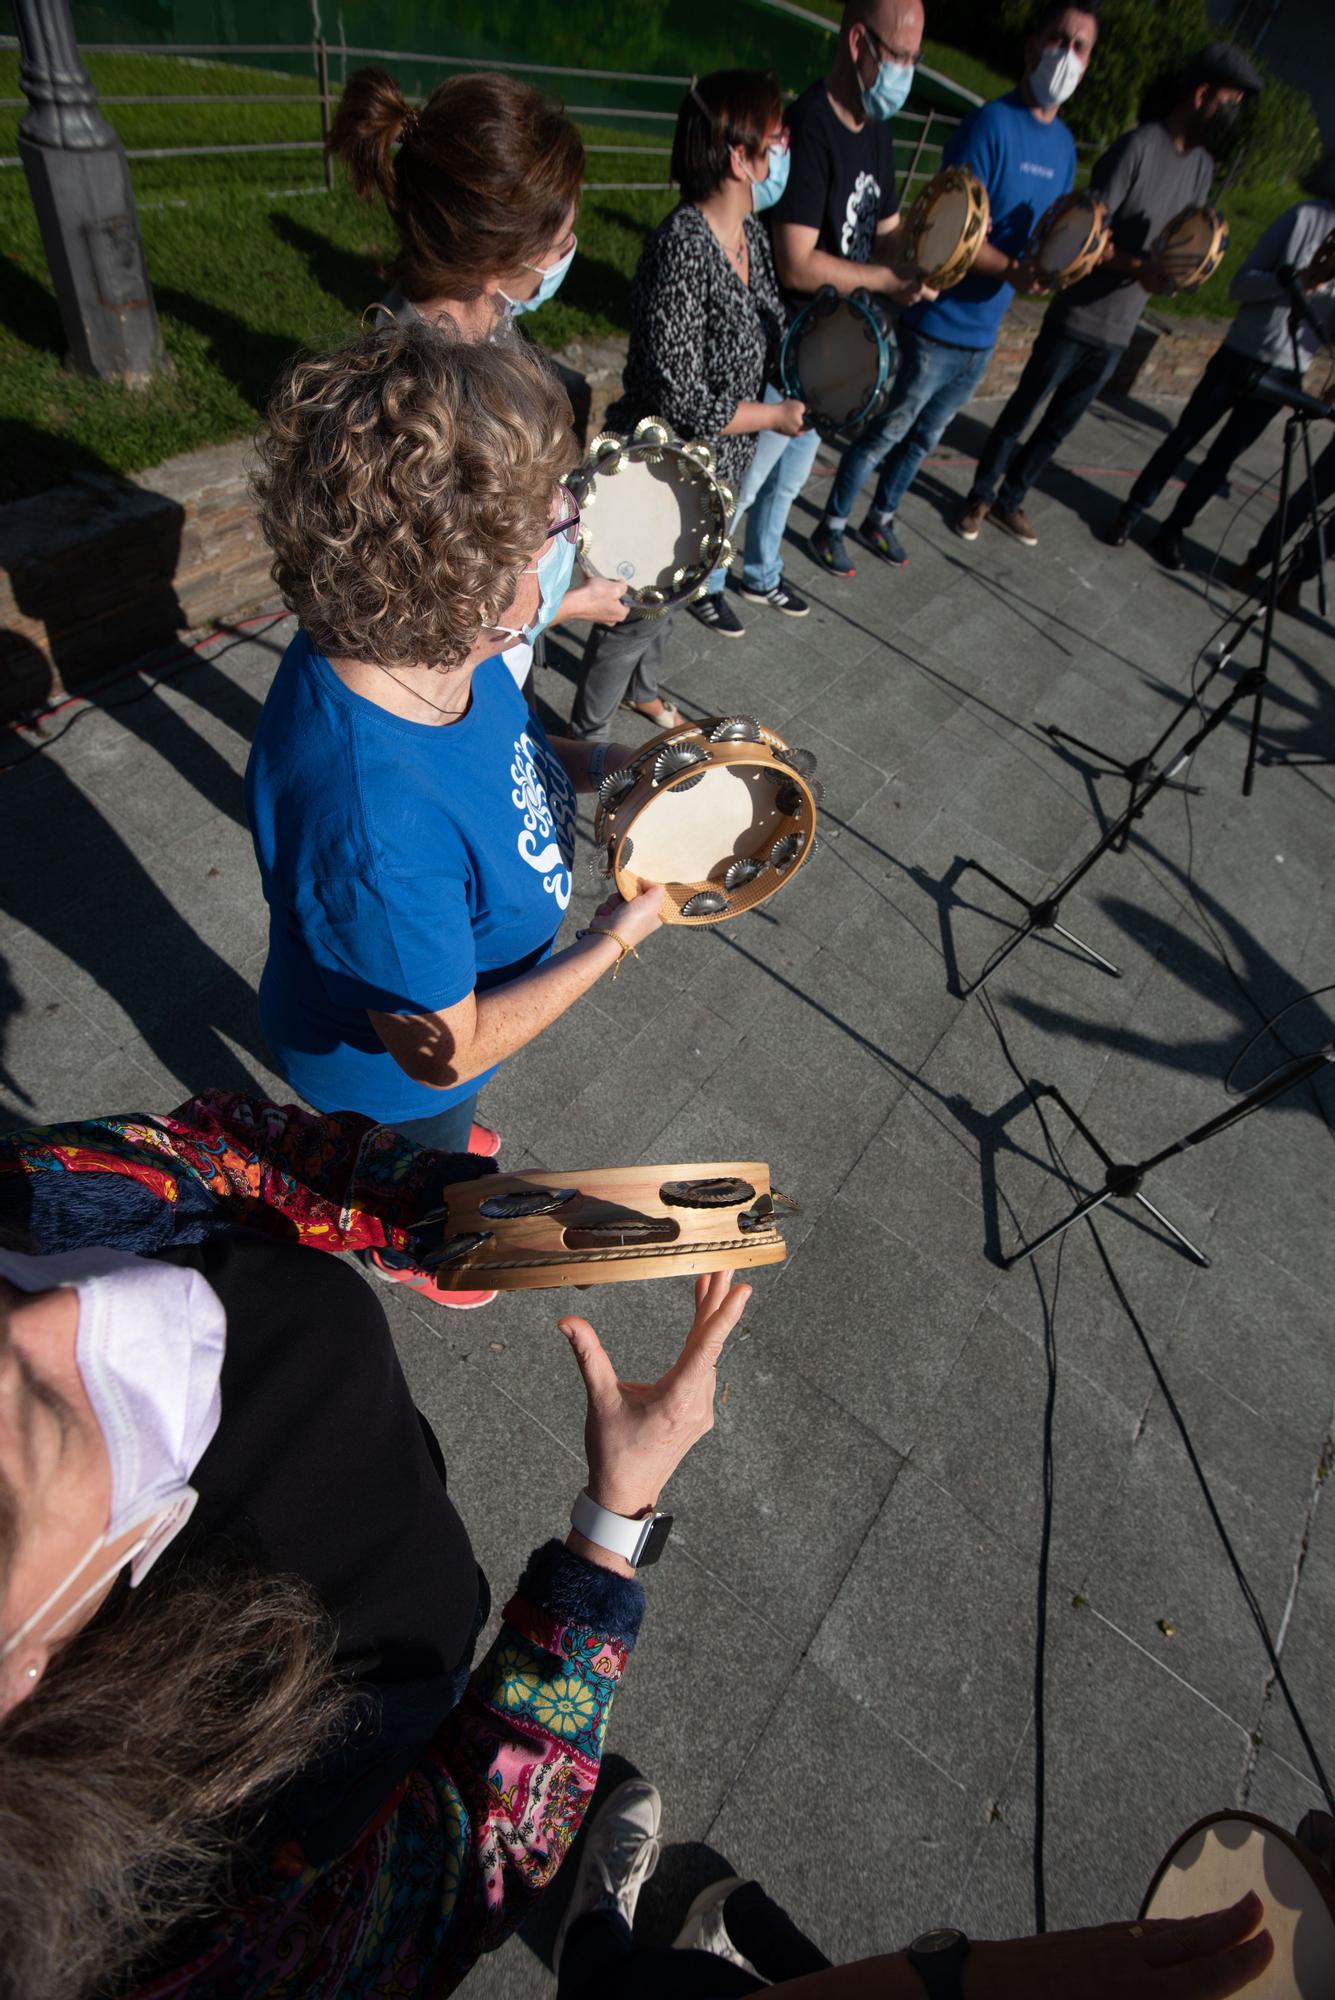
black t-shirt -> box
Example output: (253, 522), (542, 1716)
(157, 1237), (484, 1859)
(771, 79), (900, 304)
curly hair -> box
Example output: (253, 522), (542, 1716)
(330, 67), (584, 303)
(254, 323), (575, 667)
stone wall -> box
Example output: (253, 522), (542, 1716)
(2, 312), (1329, 720)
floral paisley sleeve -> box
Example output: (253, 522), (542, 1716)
(0, 1088), (487, 1259)
(132, 1544), (646, 1999)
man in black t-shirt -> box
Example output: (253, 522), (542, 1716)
(730, 0), (935, 601)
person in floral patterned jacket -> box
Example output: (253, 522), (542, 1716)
(0, 1089), (748, 1998)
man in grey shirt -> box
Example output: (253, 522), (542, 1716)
(956, 42), (1260, 550)
(1111, 149), (1335, 569)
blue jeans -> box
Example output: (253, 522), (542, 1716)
(384, 1093), (481, 1155)
(707, 387), (822, 595)
(825, 325), (993, 528)
(970, 322), (1121, 512)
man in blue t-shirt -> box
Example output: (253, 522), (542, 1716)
(812, 0), (1099, 577)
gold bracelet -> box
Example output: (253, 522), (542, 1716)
(576, 926), (641, 979)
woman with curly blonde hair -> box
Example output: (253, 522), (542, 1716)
(329, 66), (636, 696)
(245, 324), (664, 1306)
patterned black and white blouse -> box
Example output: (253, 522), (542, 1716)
(605, 202), (785, 493)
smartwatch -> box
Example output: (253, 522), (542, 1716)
(906, 1928), (970, 1999)
(570, 1490), (673, 1568)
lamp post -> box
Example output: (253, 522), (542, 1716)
(12, 0), (167, 385)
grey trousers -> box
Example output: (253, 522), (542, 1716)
(570, 608), (678, 740)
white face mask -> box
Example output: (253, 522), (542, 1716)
(0, 1248), (225, 1660)
(1028, 43), (1085, 110)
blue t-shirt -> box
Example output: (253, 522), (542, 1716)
(245, 633), (578, 1123)
(908, 90), (1076, 351)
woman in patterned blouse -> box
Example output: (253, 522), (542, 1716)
(570, 70), (810, 739)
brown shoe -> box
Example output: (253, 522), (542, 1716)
(955, 498), (990, 542)
(991, 503), (1038, 547)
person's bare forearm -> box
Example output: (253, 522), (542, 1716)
(387, 932), (622, 1089)
(777, 240), (895, 297)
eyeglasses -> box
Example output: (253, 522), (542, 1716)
(762, 126), (791, 153)
(864, 23), (922, 67)
(546, 486), (581, 546)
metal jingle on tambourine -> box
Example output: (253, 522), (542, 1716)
(418, 1230), (491, 1271)
(653, 741), (709, 788)
(682, 441), (716, 475)
(597, 765), (637, 812)
(737, 1193), (775, 1232)
(770, 832), (805, 872)
(478, 1186), (578, 1219)
(632, 416), (672, 447)
(564, 1216), (679, 1247)
(660, 1175), (757, 1208)
(586, 850), (615, 881)
(773, 780), (807, 817)
(680, 888), (729, 918)
(638, 586), (668, 615)
(708, 716), (764, 743)
(724, 856), (766, 890)
(776, 745), (818, 777)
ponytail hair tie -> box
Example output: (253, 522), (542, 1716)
(688, 80), (713, 123)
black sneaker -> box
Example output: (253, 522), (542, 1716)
(689, 592), (746, 638)
(1151, 526), (1186, 572)
(856, 516), (909, 566)
(737, 579), (810, 617)
(811, 522), (856, 577)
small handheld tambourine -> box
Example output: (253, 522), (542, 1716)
(1149, 205), (1230, 294)
(407, 1163), (793, 1290)
(566, 416), (733, 621)
(1142, 1811), (1335, 1997)
(594, 715), (819, 926)
(1028, 190), (1110, 290)
(904, 165), (991, 291)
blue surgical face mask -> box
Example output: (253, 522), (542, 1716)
(860, 46), (915, 123)
(751, 143), (790, 213)
(492, 530), (578, 647)
(501, 236), (577, 317)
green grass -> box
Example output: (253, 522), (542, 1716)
(0, 48), (1302, 499)
(919, 38), (1010, 103)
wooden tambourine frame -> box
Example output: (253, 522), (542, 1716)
(593, 715), (820, 925)
(779, 286), (897, 442)
(1142, 1810), (1335, 1998)
(408, 1163), (792, 1290)
(905, 165), (991, 291)
(1029, 190), (1109, 290)
(1150, 204), (1230, 295)
(566, 416), (733, 620)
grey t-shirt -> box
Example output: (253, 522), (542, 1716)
(1053, 121), (1214, 350)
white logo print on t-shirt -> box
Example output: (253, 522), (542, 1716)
(511, 731), (576, 911)
(841, 170), (880, 261)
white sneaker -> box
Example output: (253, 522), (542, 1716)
(672, 1876), (766, 1977)
(553, 1777), (662, 1971)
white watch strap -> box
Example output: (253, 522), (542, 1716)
(570, 1489), (650, 1561)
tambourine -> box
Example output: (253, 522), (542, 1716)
(566, 416), (733, 621)
(1028, 190), (1109, 290)
(1149, 204), (1230, 295)
(406, 1163), (792, 1290)
(779, 287), (897, 443)
(1142, 1811), (1335, 1996)
(904, 165), (991, 291)
(594, 715), (819, 926)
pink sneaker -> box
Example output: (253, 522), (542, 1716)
(467, 1122), (501, 1158)
(366, 1249), (496, 1310)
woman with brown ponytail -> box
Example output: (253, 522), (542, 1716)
(329, 67), (639, 694)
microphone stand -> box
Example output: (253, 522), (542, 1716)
(1000, 1044), (1335, 1271)
(961, 666), (1267, 997)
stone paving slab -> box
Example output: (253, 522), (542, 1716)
(1, 391), (1333, 1991)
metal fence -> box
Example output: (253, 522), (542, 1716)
(0, 36), (963, 195)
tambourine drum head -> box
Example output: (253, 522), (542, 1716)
(1168, 211), (1214, 260)
(795, 307), (881, 417)
(916, 185), (971, 271)
(586, 454), (715, 590)
(626, 766), (785, 886)
(1143, 1813), (1335, 1998)
(1039, 209), (1095, 273)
